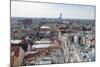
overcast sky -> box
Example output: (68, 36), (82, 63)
(11, 1), (95, 19)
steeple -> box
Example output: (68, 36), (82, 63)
(59, 13), (62, 19)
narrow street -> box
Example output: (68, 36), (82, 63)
(51, 48), (64, 64)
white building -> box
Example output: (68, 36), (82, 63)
(61, 35), (70, 62)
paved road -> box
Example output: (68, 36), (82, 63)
(51, 48), (64, 64)
(69, 44), (84, 62)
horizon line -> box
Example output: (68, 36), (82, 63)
(11, 16), (95, 20)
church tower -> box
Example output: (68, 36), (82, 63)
(58, 13), (63, 23)
(59, 13), (62, 19)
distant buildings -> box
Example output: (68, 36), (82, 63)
(11, 16), (95, 66)
(39, 25), (51, 39)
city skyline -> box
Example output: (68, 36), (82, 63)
(11, 1), (95, 66)
(11, 1), (95, 19)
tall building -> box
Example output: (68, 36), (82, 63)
(11, 40), (25, 66)
(61, 35), (70, 63)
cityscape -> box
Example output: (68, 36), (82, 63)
(11, 1), (95, 67)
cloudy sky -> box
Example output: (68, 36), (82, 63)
(11, 1), (95, 19)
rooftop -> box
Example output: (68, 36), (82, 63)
(35, 40), (51, 44)
(25, 51), (38, 56)
(40, 26), (50, 29)
(32, 44), (51, 49)
(11, 40), (22, 44)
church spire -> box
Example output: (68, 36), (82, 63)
(59, 13), (62, 19)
